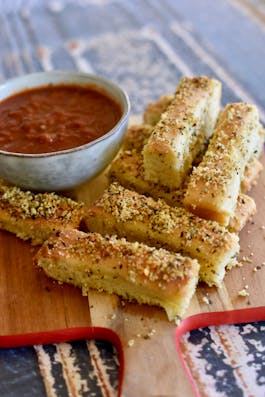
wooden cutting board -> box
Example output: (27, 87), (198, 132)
(0, 117), (265, 396)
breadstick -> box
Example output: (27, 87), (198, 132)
(184, 103), (261, 226)
(241, 127), (264, 192)
(143, 94), (173, 126)
(109, 150), (186, 207)
(228, 194), (256, 233)
(143, 76), (221, 188)
(35, 229), (200, 321)
(122, 124), (153, 151)
(110, 126), (258, 233)
(84, 183), (239, 287)
(0, 179), (84, 245)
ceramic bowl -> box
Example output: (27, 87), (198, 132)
(0, 71), (130, 191)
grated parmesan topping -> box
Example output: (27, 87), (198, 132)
(0, 181), (83, 220)
(122, 124), (153, 151)
(146, 76), (215, 147)
(48, 230), (197, 287)
(96, 182), (236, 254)
(186, 103), (259, 195)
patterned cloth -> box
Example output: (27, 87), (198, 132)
(0, 1), (264, 396)
(181, 321), (265, 397)
(0, 340), (119, 397)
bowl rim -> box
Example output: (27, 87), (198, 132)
(0, 70), (131, 158)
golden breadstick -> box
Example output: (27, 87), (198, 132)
(84, 183), (239, 287)
(35, 229), (200, 321)
(109, 149), (186, 207)
(110, 125), (258, 233)
(143, 94), (173, 126)
(122, 124), (153, 151)
(143, 76), (221, 188)
(0, 179), (84, 245)
(228, 194), (256, 233)
(184, 103), (262, 226)
(241, 128), (264, 192)
(241, 157), (263, 193)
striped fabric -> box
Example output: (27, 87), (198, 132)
(0, 340), (119, 397)
(181, 321), (265, 397)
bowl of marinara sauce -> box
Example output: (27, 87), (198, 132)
(0, 71), (130, 191)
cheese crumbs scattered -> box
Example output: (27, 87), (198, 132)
(238, 285), (250, 297)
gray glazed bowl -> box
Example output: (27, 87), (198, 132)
(0, 71), (130, 191)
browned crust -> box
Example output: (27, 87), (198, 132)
(143, 94), (173, 126)
(110, 125), (258, 233)
(84, 182), (239, 286)
(184, 103), (261, 225)
(229, 194), (256, 233)
(122, 124), (153, 151)
(35, 229), (200, 320)
(0, 179), (84, 245)
(241, 157), (263, 193)
(109, 150), (186, 207)
(143, 76), (221, 188)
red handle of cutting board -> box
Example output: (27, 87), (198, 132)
(1, 306), (264, 397)
(0, 326), (125, 397)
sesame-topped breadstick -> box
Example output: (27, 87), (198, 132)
(85, 183), (239, 287)
(184, 103), (262, 226)
(143, 76), (221, 189)
(0, 179), (84, 245)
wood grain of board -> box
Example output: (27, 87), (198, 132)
(0, 232), (92, 335)
(0, 116), (264, 397)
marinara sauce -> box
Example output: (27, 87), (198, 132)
(0, 84), (122, 154)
